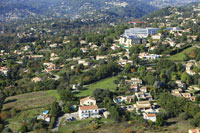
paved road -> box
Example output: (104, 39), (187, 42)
(52, 114), (65, 132)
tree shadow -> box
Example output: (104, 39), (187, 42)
(165, 121), (177, 126)
(4, 99), (17, 104)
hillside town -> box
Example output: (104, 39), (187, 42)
(1, 2), (200, 133)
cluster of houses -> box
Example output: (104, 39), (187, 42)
(113, 77), (160, 122)
(171, 80), (197, 101)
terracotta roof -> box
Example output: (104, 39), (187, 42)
(80, 105), (98, 110)
(0, 67), (8, 70)
(80, 96), (96, 104)
(189, 128), (200, 133)
(146, 113), (156, 117)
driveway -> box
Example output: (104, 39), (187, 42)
(52, 112), (79, 132)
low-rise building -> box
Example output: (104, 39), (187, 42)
(143, 113), (156, 122)
(37, 110), (51, 122)
(78, 105), (100, 119)
(32, 77), (42, 82)
(188, 128), (200, 133)
(80, 96), (96, 106)
(134, 101), (152, 111)
(0, 67), (9, 75)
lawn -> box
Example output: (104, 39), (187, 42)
(59, 118), (115, 133)
(168, 47), (195, 61)
(75, 76), (117, 97)
(45, 90), (60, 101)
(59, 119), (91, 132)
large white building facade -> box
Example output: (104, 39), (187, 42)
(119, 28), (159, 48)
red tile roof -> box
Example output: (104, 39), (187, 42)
(146, 113), (156, 117)
(80, 105), (98, 110)
(80, 96), (96, 104)
(189, 128), (200, 133)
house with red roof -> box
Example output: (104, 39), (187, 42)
(143, 113), (157, 122)
(78, 105), (100, 119)
(80, 96), (96, 106)
(188, 128), (200, 133)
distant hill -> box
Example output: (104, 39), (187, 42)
(0, 0), (157, 22)
(139, 0), (200, 8)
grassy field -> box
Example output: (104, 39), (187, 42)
(75, 76), (117, 97)
(59, 118), (115, 133)
(3, 91), (57, 111)
(168, 47), (195, 61)
(75, 117), (194, 133)
(3, 91), (59, 131)
(46, 90), (60, 101)
(59, 119), (91, 132)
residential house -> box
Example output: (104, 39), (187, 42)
(103, 111), (110, 119)
(81, 48), (89, 53)
(114, 95), (134, 104)
(135, 92), (152, 101)
(134, 101), (152, 111)
(186, 62), (195, 76)
(50, 53), (59, 61)
(176, 80), (186, 89)
(78, 105), (100, 119)
(181, 93), (192, 99)
(96, 55), (108, 60)
(118, 60), (133, 67)
(188, 128), (200, 133)
(130, 84), (140, 93)
(80, 40), (87, 45)
(111, 44), (120, 51)
(72, 84), (80, 90)
(0, 67), (9, 75)
(22, 45), (30, 51)
(78, 59), (90, 67)
(32, 77), (42, 82)
(152, 34), (162, 40)
(49, 43), (58, 48)
(125, 78), (143, 87)
(43, 62), (57, 72)
(139, 52), (161, 60)
(143, 113), (156, 122)
(80, 97), (96, 106)
(37, 110), (51, 122)
(140, 86), (148, 93)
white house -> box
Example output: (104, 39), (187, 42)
(0, 67), (9, 75)
(143, 113), (156, 122)
(78, 105), (100, 119)
(78, 59), (90, 67)
(188, 128), (200, 133)
(80, 96), (96, 106)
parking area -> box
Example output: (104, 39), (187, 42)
(64, 112), (79, 122)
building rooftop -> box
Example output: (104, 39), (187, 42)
(79, 105), (98, 110)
